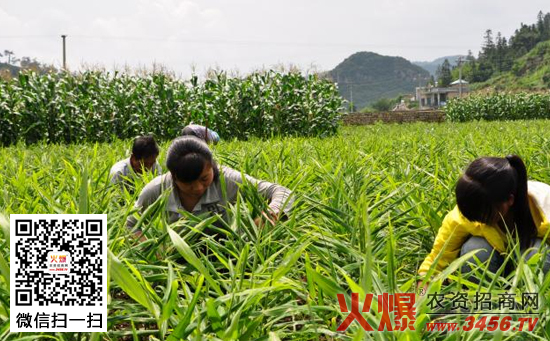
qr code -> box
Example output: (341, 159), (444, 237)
(10, 214), (107, 332)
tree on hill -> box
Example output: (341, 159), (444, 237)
(3, 50), (14, 64)
(19, 57), (51, 72)
(0, 49), (57, 77)
(495, 32), (513, 72)
(458, 50), (476, 81)
(436, 59), (452, 87)
(510, 23), (540, 57)
(457, 11), (550, 85)
(537, 10), (550, 41)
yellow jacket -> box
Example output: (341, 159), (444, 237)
(418, 181), (550, 276)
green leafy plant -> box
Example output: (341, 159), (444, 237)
(445, 93), (550, 122)
(0, 70), (344, 146)
(1, 121), (550, 340)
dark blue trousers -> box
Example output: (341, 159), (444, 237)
(459, 236), (550, 283)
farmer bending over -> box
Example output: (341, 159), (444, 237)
(181, 124), (220, 144)
(110, 135), (162, 187)
(126, 136), (293, 231)
(418, 155), (550, 285)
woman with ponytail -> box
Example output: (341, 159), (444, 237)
(418, 155), (550, 283)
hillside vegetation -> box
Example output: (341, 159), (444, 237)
(328, 52), (430, 109)
(472, 40), (550, 91)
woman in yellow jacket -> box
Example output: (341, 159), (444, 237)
(418, 155), (550, 282)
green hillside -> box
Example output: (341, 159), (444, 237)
(472, 40), (550, 91)
(328, 52), (430, 109)
(455, 11), (550, 92)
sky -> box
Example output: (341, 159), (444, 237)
(0, 0), (549, 78)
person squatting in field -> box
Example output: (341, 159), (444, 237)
(126, 136), (293, 231)
(109, 135), (162, 187)
(181, 124), (220, 144)
(418, 155), (550, 283)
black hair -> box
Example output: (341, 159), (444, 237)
(132, 135), (159, 159)
(455, 155), (536, 249)
(166, 136), (219, 183)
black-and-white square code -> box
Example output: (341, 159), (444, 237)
(10, 214), (107, 332)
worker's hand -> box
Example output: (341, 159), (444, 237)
(135, 231), (147, 243)
(130, 231), (163, 259)
(253, 211), (278, 228)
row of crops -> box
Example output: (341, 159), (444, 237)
(445, 92), (550, 122)
(2, 122), (550, 340)
(0, 71), (343, 146)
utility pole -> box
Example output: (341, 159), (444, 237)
(61, 35), (67, 70)
(349, 83), (354, 112)
(416, 73), (422, 104)
(457, 56), (463, 98)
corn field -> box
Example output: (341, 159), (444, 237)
(445, 93), (550, 122)
(0, 71), (343, 146)
(1, 121), (550, 340)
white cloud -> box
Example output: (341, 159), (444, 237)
(0, 0), (549, 76)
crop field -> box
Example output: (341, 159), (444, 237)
(1, 121), (550, 340)
(446, 93), (550, 122)
(0, 71), (343, 146)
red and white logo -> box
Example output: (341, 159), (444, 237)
(46, 252), (71, 273)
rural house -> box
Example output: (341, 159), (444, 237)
(416, 79), (470, 109)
